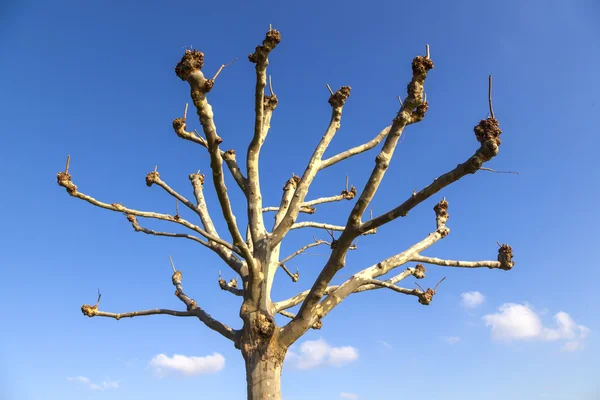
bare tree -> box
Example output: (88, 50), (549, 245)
(57, 27), (514, 399)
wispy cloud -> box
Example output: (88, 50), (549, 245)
(149, 353), (225, 377)
(483, 303), (589, 351)
(460, 291), (485, 308)
(286, 338), (358, 369)
(340, 392), (359, 399)
(376, 340), (392, 349)
(67, 376), (119, 391)
(443, 336), (461, 345)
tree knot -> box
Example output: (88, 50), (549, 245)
(341, 185), (357, 200)
(175, 49), (205, 81)
(57, 171), (78, 195)
(146, 171), (160, 187)
(328, 86), (351, 108)
(248, 28), (281, 64)
(412, 56), (434, 76)
(172, 270), (183, 285)
(412, 264), (426, 279)
(497, 243), (514, 270)
(264, 94), (279, 110)
(256, 313), (276, 337)
(81, 303), (98, 317)
(474, 117), (502, 146)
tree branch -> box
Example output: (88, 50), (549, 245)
(218, 271), (245, 296)
(56, 167), (240, 255)
(359, 119), (503, 234)
(171, 117), (247, 193)
(274, 265), (425, 312)
(411, 243), (514, 271)
(270, 86), (352, 245)
(175, 50), (254, 270)
(246, 27), (281, 243)
(170, 258), (238, 342)
(188, 171), (247, 277)
(279, 239), (328, 265)
(319, 126), (391, 170)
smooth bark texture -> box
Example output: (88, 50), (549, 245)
(244, 353), (284, 400)
(57, 27), (514, 400)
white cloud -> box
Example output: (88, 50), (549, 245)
(460, 291), (485, 308)
(444, 336), (461, 345)
(149, 353), (225, 377)
(67, 376), (119, 391)
(286, 338), (358, 370)
(340, 392), (359, 399)
(483, 303), (589, 350)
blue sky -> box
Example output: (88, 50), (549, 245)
(1, 0), (599, 399)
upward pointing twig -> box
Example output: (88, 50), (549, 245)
(326, 84), (334, 95)
(95, 288), (102, 306)
(488, 75), (495, 119)
(183, 103), (188, 121)
(169, 256), (177, 273)
(268, 75), (275, 96)
(65, 155), (71, 174)
(426, 44), (430, 60)
(212, 58), (239, 81)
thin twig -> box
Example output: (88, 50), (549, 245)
(175, 199), (180, 217)
(326, 84), (334, 95)
(212, 58), (238, 81)
(268, 75), (275, 96)
(169, 256), (177, 273)
(488, 75), (495, 119)
(184, 103), (188, 121)
(345, 176), (349, 192)
(154, 165), (157, 173)
(398, 96), (403, 106)
(65, 155), (71, 174)
(426, 44), (430, 59)
(95, 288), (102, 306)
(479, 167), (519, 175)
(434, 276), (446, 291)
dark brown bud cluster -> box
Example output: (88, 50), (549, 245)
(341, 185), (357, 200)
(418, 288), (435, 305)
(411, 56), (434, 76)
(328, 86), (351, 108)
(175, 49), (205, 81)
(203, 79), (215, 92)
(434, 198), (449, 227)
(283, 175), (301, 191)
(57, 171), (78, 195)
(497, 243), (514, 270)
(172, 117), (186, 132)
(413, 264), (426, 279)
(248, 28), (281, 63)
(412, 101), (429, 122)
(474, 117), (502, 145)
(264, 94), (279, 110)
(145, 171), (160, 187)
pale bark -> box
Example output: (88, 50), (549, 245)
(244, 354), (283, 400)
(58, 27), (514, 400)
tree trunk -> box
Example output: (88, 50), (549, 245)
(245, 353), (283, 400)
